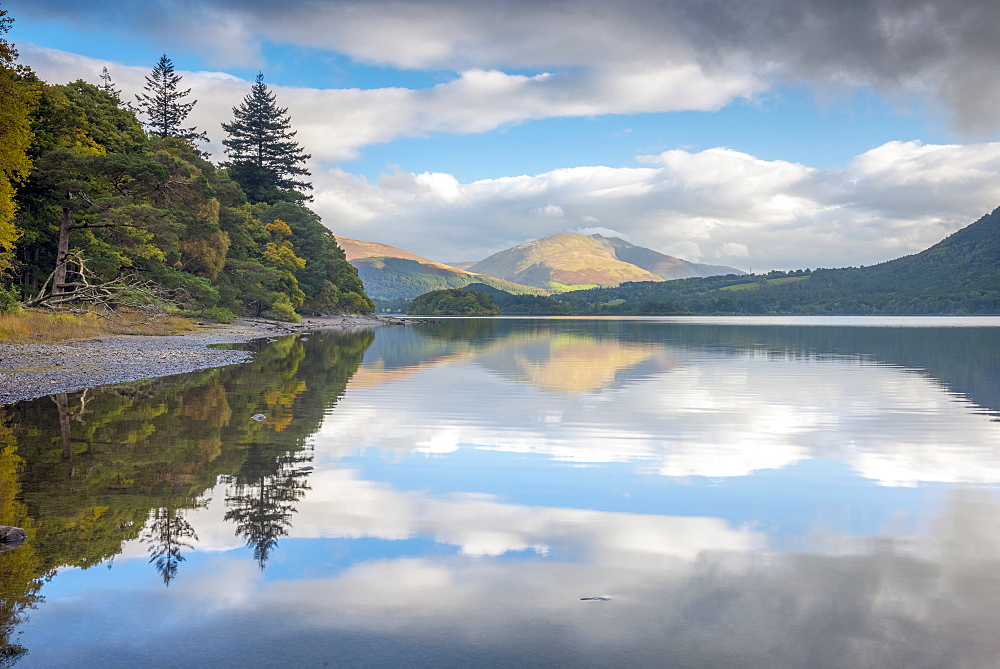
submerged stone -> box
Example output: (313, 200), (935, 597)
(0, 525), (27, 544)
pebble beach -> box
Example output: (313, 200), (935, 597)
(0, 315), (412, 405)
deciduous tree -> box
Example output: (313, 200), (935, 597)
(0, 9), (34, 275)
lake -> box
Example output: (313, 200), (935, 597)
(2, 316), (999, 667)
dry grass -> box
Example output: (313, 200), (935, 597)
(0, 309), (196, 344)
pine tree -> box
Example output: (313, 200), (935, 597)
(222, 72), (311, 204)
(98, 67), (121, 102)
(97, 65), (135, 112)
(134, 54), (207, 144)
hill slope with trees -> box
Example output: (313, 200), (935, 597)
(0, 15), (370, 322)
(335, 235), (549, 305)
(557, 207), (1000, 315)
(419, 208), (999, 316)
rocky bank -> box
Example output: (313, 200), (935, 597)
(0, 315), (413, 405)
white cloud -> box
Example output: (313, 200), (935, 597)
(530, 204), (564, 218)
(718, 242), (750, 258)
(313, 141), (1000, 269)
(15, 47), (1000, 270)
(16, 44), (758, 163)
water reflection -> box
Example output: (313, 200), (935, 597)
(1, 317), (999, 666)
(0, 330), (373, 660)
(326, 319), (1000, 485)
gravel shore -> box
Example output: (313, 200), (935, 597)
(0, 315), (412, 405)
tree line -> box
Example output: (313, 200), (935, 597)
(0, 11), (372, 321)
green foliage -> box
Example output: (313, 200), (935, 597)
(190, 306), (235, 323)
(0, 9), (33, 276)
(407, 288), (500, 315)
(352, 255), (549, 301)
(222, 73), (311, 204)
(0, 284), (20, 313)
(6, 58), (373, 319)
(264, 292), (300, 322)
(258, 201), (373, 314)
(464, 283), (569, 315)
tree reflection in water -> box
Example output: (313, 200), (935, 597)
(225, 450), (313, 570)
(0, 329), (375, 660)
(142, 506), (199, 586)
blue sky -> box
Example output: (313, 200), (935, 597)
(6, 0), (1000, 268)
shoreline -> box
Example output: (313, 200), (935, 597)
(0, 315), (411, 406)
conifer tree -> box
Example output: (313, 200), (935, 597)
(134, 54), (207, 144)
(97, 65), (134, 111)
(222, 72), (311, 204)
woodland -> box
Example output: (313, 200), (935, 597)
(0, 12), (372, 323)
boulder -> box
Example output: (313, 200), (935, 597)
(0, 525), (26, 544)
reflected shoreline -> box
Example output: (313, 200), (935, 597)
(2, 317), (998, 666)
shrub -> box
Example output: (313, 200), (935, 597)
(0, 285), (21, 314)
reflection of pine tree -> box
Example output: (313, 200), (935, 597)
(224, 450), (312, 570)
(142, 506), (198, 586)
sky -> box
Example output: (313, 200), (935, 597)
(6, 0), (1000, 270)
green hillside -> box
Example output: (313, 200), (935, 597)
(351, 256), (548, 302)
(557, 207), (1000, 315)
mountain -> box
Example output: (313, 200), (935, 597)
(557, 207), (1000, 315)
(467, 233), (744, 290)
(334, 236), (547, 302)
(335, 237), (439, 265)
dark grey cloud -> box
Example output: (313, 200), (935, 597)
(7, 0), (1000, 135)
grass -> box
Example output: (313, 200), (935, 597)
(545, 282), (600, 292)
(0, 309), (196, 344)
(719, 276), (811, 292)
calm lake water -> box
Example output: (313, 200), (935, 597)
(2, 316), (1000, 667)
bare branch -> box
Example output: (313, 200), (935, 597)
(24, 251), (175, 323)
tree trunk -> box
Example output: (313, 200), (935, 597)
(54, 392), (72, 459)
(53, 204), (72, 295)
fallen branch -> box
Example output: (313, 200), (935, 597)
(25, 251), (174, 322)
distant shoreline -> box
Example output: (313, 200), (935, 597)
(0, 315), (411, 406)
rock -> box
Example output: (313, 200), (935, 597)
(580, 596), (611, 601)
(0, 526), (27, 544)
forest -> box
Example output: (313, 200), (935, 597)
(407, 287), (501, 316)
(0, 12), (371, 323)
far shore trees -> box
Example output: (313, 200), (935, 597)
(222, 73), (311, 204)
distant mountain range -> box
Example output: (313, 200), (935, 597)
(551, 206), (1000, 315)
(337, 233), (744, 301)
(334, 236), (547, 301)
